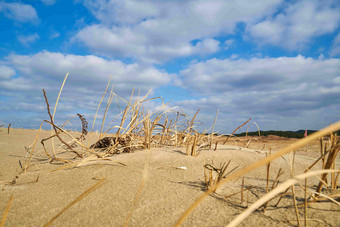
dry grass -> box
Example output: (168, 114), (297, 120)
(203, 160), (238, 191)
(0, 195), (13, 227)
(226, 169), (340, 227)
(174, 121), (340, 226)
(316, 132), (340, 193)
(0, 122), (11, 134)
(9, 75), (340, 226)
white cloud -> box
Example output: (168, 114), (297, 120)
(224, 39), (234, 49)
(0, 51), (174, 129)
(230, 54), (239, 59)
(50, 31), (60, 39)
(4, 51), (172, 93)
(330, 33), (340, 56)
(0, 51), (173, 99)
(178, 55), (340, 129)
(331, 46), (340, 56)
(0, 66), (15, 80)
(180, 55), (340, 93)
(174, 92), (340, 132)
(74, 25), (221, 63)
(248, 20), (285, 45)
(248, 0), (340, 49)
(0, 2), (38, 23)
(75, 0), (283, 63)
(333, 33), (340, 46)
(193, 38), (220, 55)
(18, 33), (40, 46)
(0, 77), (33, 90)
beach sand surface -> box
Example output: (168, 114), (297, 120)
(1, 128), (339, 226)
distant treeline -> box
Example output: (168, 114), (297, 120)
(232, 129), (340, 138)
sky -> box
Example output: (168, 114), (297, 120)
(0, 0), (340, 133)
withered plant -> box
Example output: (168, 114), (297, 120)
(316, 132), (340, 193)
(204, 160), (238, 191)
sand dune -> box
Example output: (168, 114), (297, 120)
(1, 128), (339, 226)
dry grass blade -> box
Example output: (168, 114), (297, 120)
(226, 170), (339, 227)
(23, 121), (44, 172)
(271, 168), (283, 190)
(263, 151), (271, 212)
(203, 161), (237, 191)
(44, 178), (106, 227)
(51, 159), (126, 172)
(7, 123), (11, 134)
(0, 195), (13, 227)
(100, 88), (115, 139)
(185, 108), (200, 132)
(291, 185), (301, 227)
(223, 118), (251, 145)
(51, 73), (69, 156)
(304, 178), (308, 227)
(116, 102), (130, 137)
(174, 121), (340, 227)
(210, 109), (219, 149)
(241, 177), (244, 203)
(88, 75), (111, 146)
(316, 132), (340, 193)
(311, 191), (340, 205)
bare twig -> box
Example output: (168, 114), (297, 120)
(43, 89), (83, 158)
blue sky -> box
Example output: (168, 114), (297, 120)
(0, 0), (340, 133)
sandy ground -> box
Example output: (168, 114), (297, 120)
(1, 128), (339, 226)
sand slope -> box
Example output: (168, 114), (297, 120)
(1, 129), (339, 226)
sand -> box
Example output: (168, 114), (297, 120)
(1, 128), (339, 226)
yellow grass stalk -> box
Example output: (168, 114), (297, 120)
(289, 150), (301, 226)
(103, 112), (124, 133)
(184, 108), (200, 132)
(304, 178), (308, 227)
(223, 118), (252, 145)
(316, 132), (340, 193)
(291, 185), (301, 227)
(241, 177), (244, 203)
(119, 90), (164, 137)
(88, 75), (111, 146)
(311, 191), (340, 205)
(23, 121), (44, 172)
(44, 178), (106, 227)
(263, 150), (271, 212)
(191, 133), (198, 156)
(0, 195), (13, 227)
(51, 73), (69, 156)
(116, 88), (134, 137)
(116, 104), (130, 136)
(51, 162), (79, 172)
(174, 121), (340, 227)
(100, 87), (115, 139)
(226, 169), (339, 227)
(210, 109), (219, 149)
(224, 186), (253, 200)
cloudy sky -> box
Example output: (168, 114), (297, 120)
(0, 0), (340, 133)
